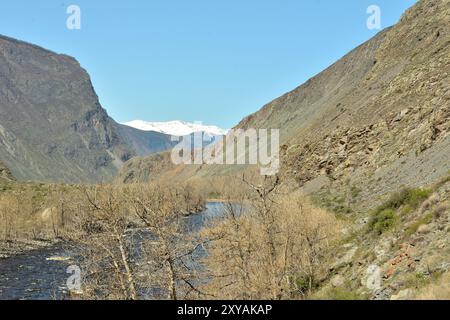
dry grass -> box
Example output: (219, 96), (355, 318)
(413, 272), (450, 300)
(199, 175), (343, 300)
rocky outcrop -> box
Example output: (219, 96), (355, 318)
(321, 176), (450, 300)
(0, 160), (13, 181)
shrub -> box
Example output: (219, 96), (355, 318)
(312, 191), (352, 215)
(400, 204), (414, 216)
(405, 213), (433, 237)
(432, 203), (448, 219)
(350, 186), (362, 198)
(403, 272), (430, 289)
(407, 189), (433, 209)
(419, 193), (440, 214)
(377, 188), (432, 213)
(208, 191), (222, 199)
(295, 275), (318, 296)
(368, 209), (396, 235)
(434, 172), (450, 190)
(378, 188), (411, 211)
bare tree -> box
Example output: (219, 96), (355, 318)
(64, 183), (210, 300)
(129, 184), (212, 300)
(64, 185), (138, 300)
(200, 174), (342, 300)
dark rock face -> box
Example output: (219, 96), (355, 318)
(0, 35), (173, 183)
(0, 160), (13, 181)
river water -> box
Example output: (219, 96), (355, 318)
(0, 202), (225, 300)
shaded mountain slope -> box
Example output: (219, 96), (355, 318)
(0, 35), (173, 183)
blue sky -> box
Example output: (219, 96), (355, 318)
(0, 0), (416, 128)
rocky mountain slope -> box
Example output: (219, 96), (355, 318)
(318, 174), (450, 300)
(119, 0), (449, 211)
(277, 0), (449, 210)
(0, 35), (174, 183)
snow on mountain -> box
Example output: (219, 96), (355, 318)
(122, 120), (228, 137)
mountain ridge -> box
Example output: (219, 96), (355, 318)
(122, 120), (228, 137)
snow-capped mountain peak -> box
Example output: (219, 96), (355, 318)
(122, 120), (228, 137)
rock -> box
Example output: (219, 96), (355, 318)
(331, 275), (345, 287)
(417, 224), (431, 234)
(364, 265), (382, 292)
(373, 288), (391, 301)
(374, 238), (395, 261)
(393, 108), (411, 122)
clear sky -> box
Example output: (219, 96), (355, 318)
(0, 0), (416, 128)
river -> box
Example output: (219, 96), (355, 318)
(0, 202), (225, 300)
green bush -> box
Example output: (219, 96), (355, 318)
(294, 275), (319, 295)
(208, 191), (222, 199)
(378, 188), (432, 213)
(312, 192), (352, 215)
(378, 188), (411, 211)
(400, 204), (414, 216)
(368, 187), (433, 236)
(403, 272), (435, 289)
(407, 189), (433, 209)
(368, 209), (396, 235)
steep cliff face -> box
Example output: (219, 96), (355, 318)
(0, 35), (173, 183)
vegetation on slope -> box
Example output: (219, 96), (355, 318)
(317, 171), (450, 300)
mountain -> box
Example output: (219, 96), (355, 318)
(118, 0), (449, 210)
(236, 0), (450, 208)
(0, 35), (174, 183)
(123, 120), (228, 137)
